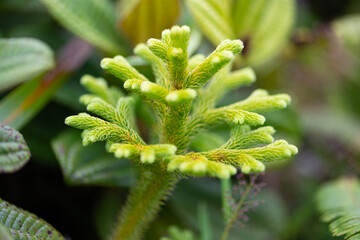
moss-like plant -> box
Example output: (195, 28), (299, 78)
(65, 25), (297, 240)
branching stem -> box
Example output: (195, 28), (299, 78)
(221, 179), (253, 240)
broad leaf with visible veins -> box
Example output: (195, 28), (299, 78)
(0, 124), (30, 173)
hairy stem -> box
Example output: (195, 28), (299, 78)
(221, 180), (253, 240)
(110, 167), (178, 240)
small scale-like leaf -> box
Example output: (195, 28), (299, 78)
(52, 130), (136, 187)
(0, 38), (54, 91)
(39, 0), (127, 55)
(0, 124), (30, 173)
(118, 0), (180, 44)
(0, 198), (65, 239)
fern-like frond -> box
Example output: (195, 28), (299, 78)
(316, 177), (360, 239)
(202, 140), (297, 173)
(166, 153), (236, 179)
(65, 25), (298, 240)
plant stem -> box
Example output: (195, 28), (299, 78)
(221, 180), (253, 240)
(110, 168), (178, 240)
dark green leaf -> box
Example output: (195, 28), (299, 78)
(0, 124), (30, 173)
(0, 198), (65, 240)
(52, 130), (136, 187)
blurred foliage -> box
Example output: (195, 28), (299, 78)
(0, 0), (360, 239)
(316, 176), (360, 239)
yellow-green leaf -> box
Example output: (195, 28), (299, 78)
(233, 0), (295, 66)
(118, 0), (180, 44)
(185, 0), (234, 44)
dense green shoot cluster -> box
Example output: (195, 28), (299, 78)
(65, 25), (297, 179)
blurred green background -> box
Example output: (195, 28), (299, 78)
(1, 0), (360, 239)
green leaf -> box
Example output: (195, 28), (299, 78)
(39, 0), (127, 55)
(316, 176), (360, 239)
(0, 198), (65, 240)
(186, 0), (295, 67)
(118, 0), (180, 44)
(0, 38), (91, 130)
(0, 225), (14, 240)
(185, 0), (234, 45)
(0, 124), (30, 173)
(52, 130), (136, 187)
(232, 0), (295, 66)
(0, 38), (54, 91)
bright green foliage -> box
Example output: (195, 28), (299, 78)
(52, 131), (136, 187)
(160, 226), (196, 240)
(39, 0), (127, 55)
(65, 25), (297, 239)
(0, 124), (30, 173)
(66, 25), (297, 179)
(316, 177), (360, 239)
(0, 198), (65, 240)
(185, 0), (295, 67)
(0, 38), (54, 91)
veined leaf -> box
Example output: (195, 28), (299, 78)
(0, 124), (30, 173)
(185, 0), (234, 44)
(39, 0), (127, 55)
(118, 0), (180, 44)
(0, 38), (92, 130)
(0, 38), (54, 91)
(316, 176), (360, 239)
(0, 198), (65, 240)
(52, 130), (136, 187)
(232, 0), (295, 66)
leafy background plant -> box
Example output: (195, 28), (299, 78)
(0, 0), (360, 239)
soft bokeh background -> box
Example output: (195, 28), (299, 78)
(0, 0), (360, 239)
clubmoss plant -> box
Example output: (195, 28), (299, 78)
(65, 25), (298, 240)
